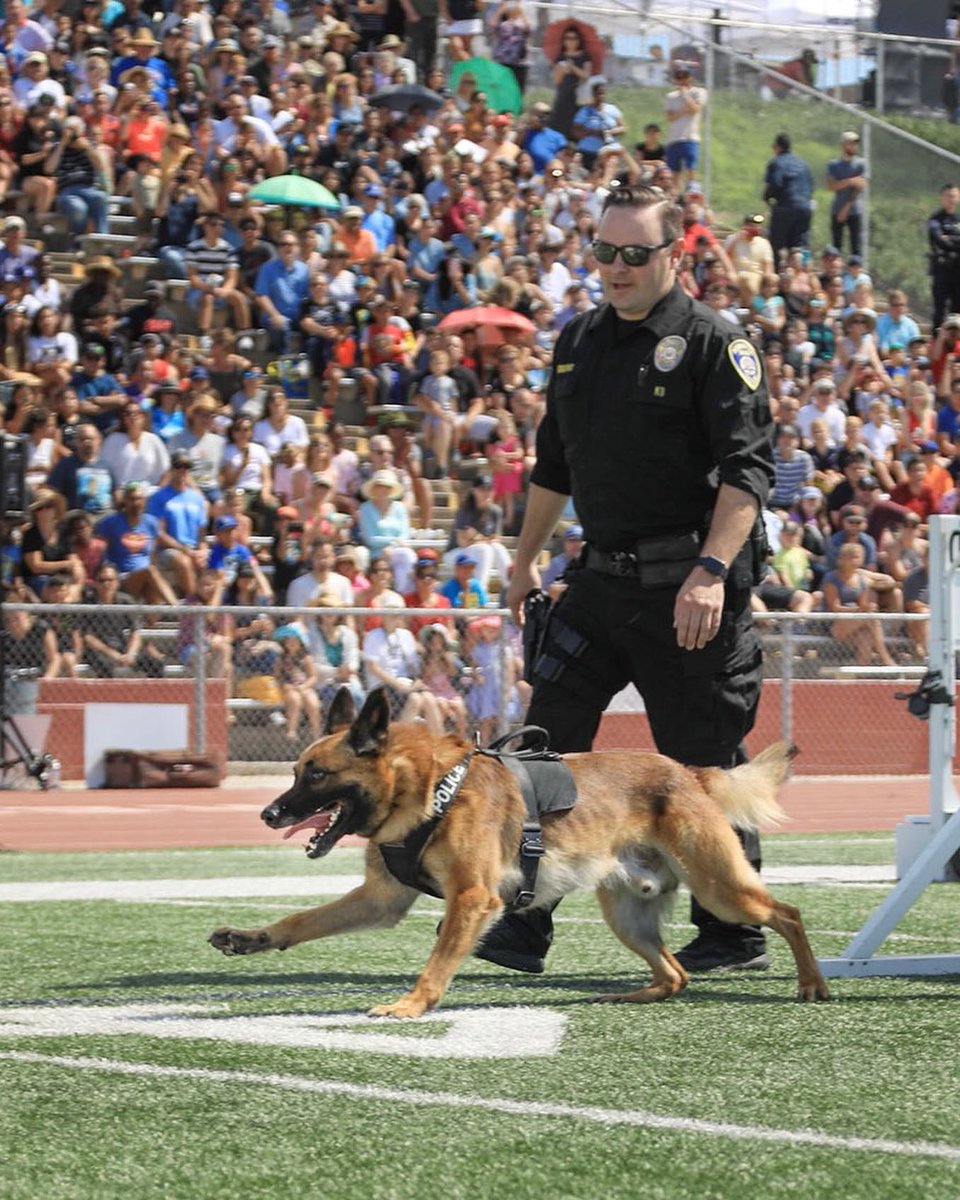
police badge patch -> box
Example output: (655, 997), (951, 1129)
(653, 335), (687, 373)
(728, 339), (762, 390)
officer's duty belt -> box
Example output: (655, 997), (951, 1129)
(585, 532), (700, 586)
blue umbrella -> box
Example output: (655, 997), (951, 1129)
(248, 175), (341, 211)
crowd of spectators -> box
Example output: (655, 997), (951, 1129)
(0, 0), (945, 735)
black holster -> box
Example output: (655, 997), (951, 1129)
(522, 589), (552, 684)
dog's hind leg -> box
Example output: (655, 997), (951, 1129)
(369, 883), (503, 1019)
(593, 885), (689, 1003)
(682, 858), (830, 1002)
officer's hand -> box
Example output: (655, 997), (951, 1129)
(673, 567), (725, 651)
(505, 562), (541, 626)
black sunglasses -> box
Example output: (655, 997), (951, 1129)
(592, 239), (673, 267)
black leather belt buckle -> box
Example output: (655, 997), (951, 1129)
(607, 551), (639, 577)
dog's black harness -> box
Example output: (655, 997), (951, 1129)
(378, 727), (576, 908)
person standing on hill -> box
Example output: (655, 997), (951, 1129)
(763, 132), (814, 263)
(826, 131), (867, 259)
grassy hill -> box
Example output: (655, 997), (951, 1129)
(532, 85), (957, 320)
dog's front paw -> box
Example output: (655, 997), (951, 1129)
(208, 927), (274, 956)
(368, 994), (430, 1019)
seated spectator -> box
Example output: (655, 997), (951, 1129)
(38, 574), (82, 677)
(185, 211), (251, 335)
(22, 405), (64, 496)
(417, 623), (468, 737)
(219, 415), (279, 534)
(225, 563), (278, 682)
(820, 541), (897, 667)
(825, 504), (880, 570)
(27, 305), (78, 390)
(902, 547), (929, 661)
(439, 553), (489, 609)
(770, 423), (813, 513)
(176, 567), (232, 685)
(101, 401), (170, 501)
(882, 512), (927, 587)
(21, 488), (85, 598)
(307, 595), (365, 709)
(63, 509), (105, 584)
(796, 377), (845, 448)
(356, 468), (417, 594)
(146, 380), (187, 445)
(95, 481), (177, 605)
(208, 514), (272, 598)
(272, 622), (321, 743)
(252, 387), (309, 457)
(860, 397), (903, 492)
(403, 553), (454, 636)
(361, 599), (444, 730)
(226, 365), (267, 422)
(414, 345), (460, 479)
(3, 606), (58, 713)
(168, 395), (226, 510)
(254, 227), (310, 353)
(148, 448), (209, 596)
(285, 535), (354, 609)
(80, 563), (164, 678)
(356, 556), (405, 632)
(540, 524), (584, 590)
(47, 114), (109, 244)
(445, 475), (513, 590)
(889, 455), (936, 526)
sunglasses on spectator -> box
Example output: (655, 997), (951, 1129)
(592, 239), (673, 267)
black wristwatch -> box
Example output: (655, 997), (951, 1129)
(696, 554), (728, 582)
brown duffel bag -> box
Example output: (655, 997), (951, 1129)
(104, 749), (225, 789)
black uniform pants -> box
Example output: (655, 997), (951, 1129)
(769, 207), (811, 261)
(830, 212), (862, 259)
(496, 565), (765, 954)
(932, 263), (960, 332)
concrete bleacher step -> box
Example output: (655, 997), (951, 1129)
(108, 214), (138, 236)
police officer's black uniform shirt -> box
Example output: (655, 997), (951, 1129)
(928, 207), (960, 267)
(531, 285), (774, 551)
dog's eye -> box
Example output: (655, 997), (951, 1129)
(306, 764), (328, 784)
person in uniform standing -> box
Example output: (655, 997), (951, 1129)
(486, 184), (775, 976)
(928, 183), (960, 332)
(763, 132), (814, 263)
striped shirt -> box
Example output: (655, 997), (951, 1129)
(185, 237), (238, 285)
(771, 448), (814, 509)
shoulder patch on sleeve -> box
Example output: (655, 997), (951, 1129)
(727, 339), (762, 391)
(555, 363), (574, 374)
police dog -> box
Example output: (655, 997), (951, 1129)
(209, 689), (830, 1018)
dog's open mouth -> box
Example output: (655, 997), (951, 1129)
(281, 803), (346, 859)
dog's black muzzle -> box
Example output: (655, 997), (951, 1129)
(261, 783), (298, 828)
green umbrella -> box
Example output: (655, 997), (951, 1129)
(450, 58), (522, 115)
(247, 174), (341, 211)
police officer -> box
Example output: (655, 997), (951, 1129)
(486, 184), (775, 976)
(928, 183), (960, 332)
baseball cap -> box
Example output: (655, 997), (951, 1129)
(565, 524), (584, 540)
(343, 205), (363, 219)
(123, 480), (148, 496)
(920, 440), (939, 453)
(188, 365), (209, 380)
(82, 342), (106, 357)
(841, 130), (860, 142)
(798, 486), (821, 501)
(842, 504), (867, 519)
(857, 476), (880, 490)
(363, 184), (383, 197)
(454, 554), (475, 567)
(214, 515), (238, 531)
(2, 215), (26, 233)
(171, 449), (192, 467)
(416, 548), (439, 565)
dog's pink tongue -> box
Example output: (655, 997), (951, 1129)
(282, 812), (333, 840)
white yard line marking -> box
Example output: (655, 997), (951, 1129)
(1, 1049), (958, 1162)
(0, 865), (896, 904)
(0, 1003), (565, 1060)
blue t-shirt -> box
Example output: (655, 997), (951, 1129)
(439, 577), (489, 608)
(522, 127), (567, 172)
(147, 485), (207, 548)
(208, 540), (254, 587)
(254, 257), (311, 322)
(95, 511), (160, 573)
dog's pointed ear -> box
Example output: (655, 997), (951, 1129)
(325, 686), (357, 734)
(347, 687), (391, 756)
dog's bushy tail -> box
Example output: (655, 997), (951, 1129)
(698, 742), (795, 829)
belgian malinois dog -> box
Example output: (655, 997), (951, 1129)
(210, 689), (830, 1018)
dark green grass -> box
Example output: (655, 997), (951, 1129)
(2, 838), (959, 1200)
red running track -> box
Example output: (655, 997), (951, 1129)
(0, 776), (934, 853)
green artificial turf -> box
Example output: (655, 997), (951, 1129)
(1, 837), (959, 1200)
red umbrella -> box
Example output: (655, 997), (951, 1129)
(437, 306), (535, 336)
(542, 18), (606, 74)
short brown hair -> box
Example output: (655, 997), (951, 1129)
(601, 184), (683, 243)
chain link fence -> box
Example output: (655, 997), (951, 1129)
(2, 602), (932, 780)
